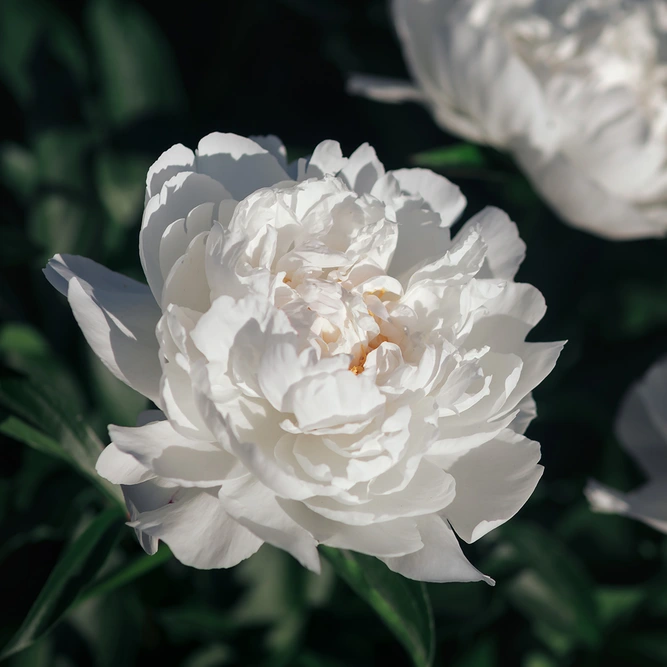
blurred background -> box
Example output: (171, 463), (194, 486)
(2, 0), (667, 665)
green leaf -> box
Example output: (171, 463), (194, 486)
(410, 143), (487, 169)
(0, 323), (85, 412)
(69, 590), (143, 667)
(0, 373), (122, 505)
(94, 151), (152, 229)
(596, 586), (645, 628)
(88, 349), (148, 428)
(502, 522), (602, 649)
(87, 0), (186, 127)
(77, 544), (172, 603)
(6, 637), (53, 667)
(0, 0), (87, 106)
(617, 632), (667, 664)
(320, 547), (434, 667)
(0, 142), (38, 202)
(0, 508), (125, 660)
(232, 545), (333, 662)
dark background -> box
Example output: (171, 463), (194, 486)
(2, 0), (667, 665)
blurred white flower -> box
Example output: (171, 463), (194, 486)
(586, 358), (667, 533)
(350, 0), (667, 240)
(45, 132), (562, 582)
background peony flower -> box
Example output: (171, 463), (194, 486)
(45, 132), (562, 583)
(586, 357), (667, 534)
(350, 0), (667, 240)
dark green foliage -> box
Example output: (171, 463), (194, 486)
(1, 1), (666, 665)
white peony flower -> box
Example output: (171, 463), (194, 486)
(350, 0), (667, 240)
(45, 132), (562, 583)
(586, 357), (667, 533)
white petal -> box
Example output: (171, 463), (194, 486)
(141, 171), (231, 301)
(514, 141), (665, 240)
(386, 168), (466, 227)
(457, 207), (525, 279)
(191, 293), (275, 367)
(445, 430), (543, 543)
(510, 394), (537, 435)
(392, 0), (550, 147)
(383, 515), (494, 584)
(631, 358), (667, 473)
(347, 74), (425, 103)
(195, 132), (291, 199)
(339, 143), (385, 195)
(248, 134), (289, 169)
(96, 443), (154, 485)
(616, 375), (667, 480)
(161, 233), (210, 312)
(258, 343), (349, 413)
(281, 500), (423, 557)
(286, 370), (386, 432)
(502, 341), (565, 415)
(304, 140), (348, 178)
(145, 144), (195, 201)
(218, 475), (321, 572)
(158, 202), (215, 285)
(585, 480), (667, 534)
(305, 461), (456, 526)
(130, 488), (263, 569)
(44, 254), (162, 404)
(109, 420), (239, 487)
(123, 478), (178, 556)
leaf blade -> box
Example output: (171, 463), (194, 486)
(0, 508), (125, 660)
(320, 547), (434, 667)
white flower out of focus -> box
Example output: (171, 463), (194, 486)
(586, 358), (667, 534)
(45, 132), (563, 583)
(350, 0), (667, 240)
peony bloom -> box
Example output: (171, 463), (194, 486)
(586, 358), (667, 533)
(45, 132), (562, 583)
(350, 0), (667, 240)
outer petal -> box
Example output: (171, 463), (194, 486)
(109, 420), (240, 487)
(195, 132), (291, 199)
(444, 430), (543, 543)
(281, 500), (424, 558)
(514, 141), (665, 240)
(129, 488), (263, 568)
(122, 478), (179, 556)
(585, 480), (667, 534)
(140, 171), (231, 301)
(631, 357), (667, 474)
(145, 144), (196, 201)
(44, 254), (162, 404)
(392, 0), (551, 148)
(347, 74), (425, 103)
(304, 140), (348, 178)
(218, 475), (321, 573)
(96, 443), (154, 485)
(386, 168), (466, 227)
(456, 207), (525, 279)
(383, 515), (494, 584)
(338, 143), (385, 195)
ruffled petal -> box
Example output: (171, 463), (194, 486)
(218, 475), (321, 572)
(129, 488), (263, 568)
(109, 419), (240, 487)
(195, 132), (291, 199)
(96, 443), (154, 485)
(445, 430), (543, 543)
(44, 254), (162, 404)
(383, 515), (494, 584)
